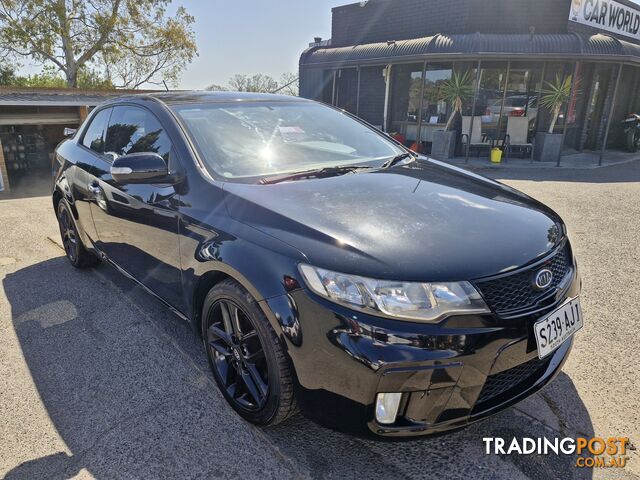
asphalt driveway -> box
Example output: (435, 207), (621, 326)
(1, 161), (638, 479)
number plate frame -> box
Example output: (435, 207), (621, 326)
(533, 297), (583, 359)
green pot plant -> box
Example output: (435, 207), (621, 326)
(431, 71), (474, 159)
(534, 74), (575, 161)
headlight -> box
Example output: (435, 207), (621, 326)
(299, 264), (489, 323)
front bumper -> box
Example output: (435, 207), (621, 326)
(262, 265), (581, 438)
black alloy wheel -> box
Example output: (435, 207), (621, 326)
(202, 279), (296, 425)
(208, 298), (269, 410)
(56, 200), (99, 268)
(58, 202), (78, 263)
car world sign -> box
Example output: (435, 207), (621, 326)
(570, 0), (640, 41)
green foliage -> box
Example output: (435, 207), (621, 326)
(0, 65), (17, 84)
(0, 0), (197, 88)
(540, 75), (573, 111)
(438, 71), (474, 111)
(1, 65), (113, 89)
(438, 71), (474, 130)
(540, 75), (574, 133)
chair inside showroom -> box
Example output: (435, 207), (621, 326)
(461, 116), (491, 157)
(504, 116), (533, 161)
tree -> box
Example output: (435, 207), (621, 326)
(206, 72), (299, 95)
(0, 64), (16, 84)
(0, 64), (113, 88)
(0, 0), (197, 88)
(275, 72), (299, 96)
(540, 75), (574, 134)
(438, 71), (474, 131)
(229, 73), (278, 93)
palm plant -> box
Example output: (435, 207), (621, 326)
(540, 75), (574, 133)
(438, 71), (474, 131)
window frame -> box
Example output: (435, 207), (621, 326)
(103, 103), (174, 166)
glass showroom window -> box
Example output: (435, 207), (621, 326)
(419, 63), (454, 153)
(422, 63), (453, 124)
(477, 62), (509, 143)
(334, 68), (359, 115)
(417, 62), (478, 155)
(504, 62), (543, 144)
(388, 63), (425, 147)
(609, 65), (640, 149)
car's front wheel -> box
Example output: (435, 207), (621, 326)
(202, 279), (296, 425)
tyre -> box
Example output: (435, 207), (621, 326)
(626, 129), (639, 152)
(202, 279), (296, 425)
(56, 200), (100, 268)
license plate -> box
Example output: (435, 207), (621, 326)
(534, 297), (583, 359)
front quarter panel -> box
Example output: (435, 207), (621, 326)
(176, 178), (308, 333)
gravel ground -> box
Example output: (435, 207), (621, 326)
(0, 161), (638, 479)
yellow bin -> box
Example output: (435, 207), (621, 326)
(490, 148), (503, 163)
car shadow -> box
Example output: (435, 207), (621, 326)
(2, 257), (297, 479)
(264, 372), (596, 479)
(3, 257), (596, 479)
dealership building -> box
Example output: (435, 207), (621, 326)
(299, 0), (640, 163)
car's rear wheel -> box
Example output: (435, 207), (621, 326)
(202, 279), (296, 425)
(56, 200), (99, 268)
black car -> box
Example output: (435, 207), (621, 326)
(52, 92), (582, 437)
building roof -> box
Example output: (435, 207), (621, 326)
(0, 87), (162, 107)
(300, 33), (640, 67)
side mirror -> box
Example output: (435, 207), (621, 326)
(64, 127), (77, 137)
(110, 152), (175, 184)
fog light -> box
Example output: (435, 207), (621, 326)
(375, 392), (402, 425)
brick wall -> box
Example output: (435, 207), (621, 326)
(331, 0), (574, 47)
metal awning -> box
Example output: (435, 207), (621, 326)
(300, 33), (640, 67)
(0, 87), (163, 107)
(0, 91), (117, 107)
(0, 112), (80, 126)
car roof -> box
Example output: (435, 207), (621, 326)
(110, 91), (311, 106)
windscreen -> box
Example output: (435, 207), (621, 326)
(171, 101), (403, 181)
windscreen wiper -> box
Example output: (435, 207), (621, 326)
(381, 152), (416, 169)
(259, 165), (372, 185)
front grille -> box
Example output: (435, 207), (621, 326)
(475, 357), (548, 408)
(474, 245), (571, 315)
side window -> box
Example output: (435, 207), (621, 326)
(105, 106), (172, 163)
(81, 108), (112, 153)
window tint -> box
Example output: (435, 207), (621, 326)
(105, 106), (172, 162)
(82, 108), (111, 153)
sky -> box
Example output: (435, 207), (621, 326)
(15, 0), (340, 89)
(168, 0), (338, 89)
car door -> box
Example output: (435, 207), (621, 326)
(69, 107), (113, 244)
(88, 104), (184, 311)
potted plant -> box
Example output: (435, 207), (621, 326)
(534, 74), (574, 162)
(431, 71), (474, 159)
